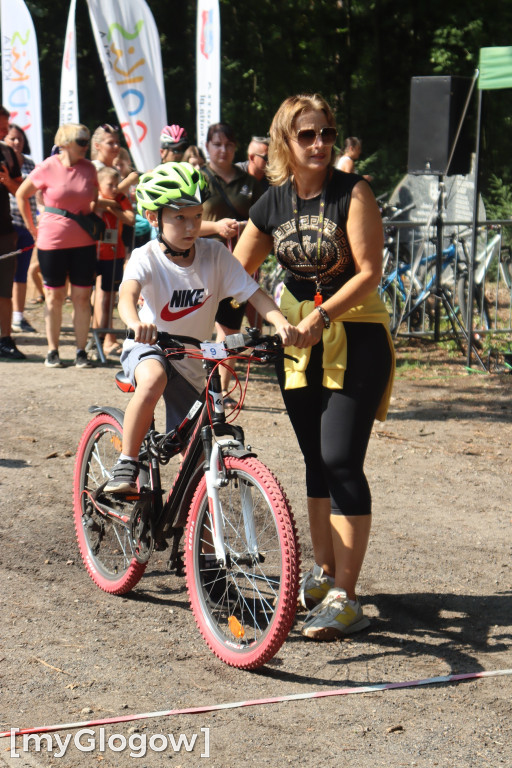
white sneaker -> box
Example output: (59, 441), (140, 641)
(298, 563), (334, 610)
(302, 588), (370, 640)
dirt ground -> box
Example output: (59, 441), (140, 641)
(1, 303), (511, 768)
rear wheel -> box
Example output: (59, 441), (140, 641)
(185, 456), (300, 669)
(380, 283), (401, 333)
(73, 413), (147, 594)
(457, 272), (492, 331)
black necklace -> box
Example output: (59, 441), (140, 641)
(291, 171), (329, 306)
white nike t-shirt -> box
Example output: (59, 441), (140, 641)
(122, 237), (259, 391)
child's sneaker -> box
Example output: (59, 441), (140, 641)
(302, 588), (370, 640)
(298, 563), (334, 610)
(104, 459), (139, 494)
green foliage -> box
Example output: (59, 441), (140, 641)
(430, 20), (482, 72)
(2, 0), (512, 199)
(483, 174), (512, 221)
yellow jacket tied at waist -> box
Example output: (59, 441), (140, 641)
(279, 286), (395, 421)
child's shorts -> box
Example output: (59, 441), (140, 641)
(121, 342), (202, 432)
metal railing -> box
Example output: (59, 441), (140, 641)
(379, 219), (512, 365)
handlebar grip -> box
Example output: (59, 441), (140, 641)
(125, 328), (201, 348)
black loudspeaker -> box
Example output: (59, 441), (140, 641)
(407, 76), (473, 176)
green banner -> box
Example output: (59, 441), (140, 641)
(479, 46), (512, 90)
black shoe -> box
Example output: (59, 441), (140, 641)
(75, 350), (92, 368)
(44, 350), (63, 368)
(0, 336), (26, 360)
(104, 459), (139, 494)
(12, 317), (36, 333)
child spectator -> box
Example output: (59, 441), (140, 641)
(114, 147), (150, 251)
(104, 162), (299, 493)
(93, 166), (135, 357)
(113, 148), (137, 256)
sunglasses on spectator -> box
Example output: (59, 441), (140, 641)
(294, 127), (338, 147)
(75, 139), (89, 147)
(254, 153), (268, 162)
(101, 123), (119, 134)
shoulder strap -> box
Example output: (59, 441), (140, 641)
(44, 206), (80, 222)
(203, 166), (243, 220)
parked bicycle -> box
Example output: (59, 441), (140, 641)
(73, 329), (300, 669)
(380, 200), (415, 273)
(457, 228), (501, 331)
(380, 228), (496, 336)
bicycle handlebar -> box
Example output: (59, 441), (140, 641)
(126, 327), (289, 363)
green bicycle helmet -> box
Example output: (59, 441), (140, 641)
(135, 162), (208, 215)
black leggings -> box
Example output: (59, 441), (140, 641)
(277, 322), (392, 516)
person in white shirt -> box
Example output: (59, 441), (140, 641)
(105, 162), (301, 493)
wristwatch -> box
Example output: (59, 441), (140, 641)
(316, 305), (331, 329)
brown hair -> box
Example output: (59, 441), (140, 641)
(183, 145), (206, 164)
(205, 122), (236, 145)
(266, 93), (336, 186)
(97, 165), (120, 185)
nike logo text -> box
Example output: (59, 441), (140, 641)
(160, 289), (211, 321)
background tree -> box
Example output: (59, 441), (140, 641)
(11, 0), (512, 203)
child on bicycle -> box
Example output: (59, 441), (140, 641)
(105, 162), (300, 493)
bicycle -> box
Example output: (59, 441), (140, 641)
(73, 329), (300, 669)
(380, 230), (494, 336)
(456, 228), (501, 332)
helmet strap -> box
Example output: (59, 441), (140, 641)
(157, 208), (192, 259)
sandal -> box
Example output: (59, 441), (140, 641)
(30, 295), (45, 305)
(222, 391), (239, 409)
(103, 343), (123, 357)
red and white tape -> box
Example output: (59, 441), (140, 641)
(1, 668), (511, 739)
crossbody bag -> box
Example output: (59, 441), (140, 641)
(44, 206), (106, 241)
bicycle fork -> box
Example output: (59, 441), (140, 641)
(201, 427), (258, 568)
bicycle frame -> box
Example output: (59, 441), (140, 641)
(90, 335), (267, 571)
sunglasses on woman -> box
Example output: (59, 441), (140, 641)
(101, 123), (119, 134)
(75, 139), (89, 147)
(295, 127), (338, 147)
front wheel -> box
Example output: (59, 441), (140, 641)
(73, 413), (147, 595)
(185, 456), (300, 669)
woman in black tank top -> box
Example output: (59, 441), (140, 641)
(233, 94), (394, 641)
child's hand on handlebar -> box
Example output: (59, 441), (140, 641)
(130, 322), (158, 345)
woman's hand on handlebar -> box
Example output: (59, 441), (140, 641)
(129, 322), (158, 345)
(294, 309), (325, 347)
(273, 319), (305, 348)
